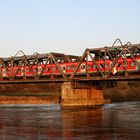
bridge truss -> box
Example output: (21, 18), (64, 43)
(0, 51), (81, 82)
(70, 39), (140, 81)
(0, 39), (140, 83)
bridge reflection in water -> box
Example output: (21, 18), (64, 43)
(0, 102), (139, 140)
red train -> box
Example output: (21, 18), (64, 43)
(1, 57), (140, 78)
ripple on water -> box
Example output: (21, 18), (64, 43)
(0, 102), (139, 140)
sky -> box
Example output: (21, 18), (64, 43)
(0, 0), (140, 57)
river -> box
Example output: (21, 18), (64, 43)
(0, 102), (139, 140)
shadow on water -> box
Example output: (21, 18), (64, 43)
(0, 102), (139, 140)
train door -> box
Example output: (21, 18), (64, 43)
(38, 66), (42, 75)
(2, 68), (6, 77)
(61, 65), (66, 73)
(80, 64), (86, 73)
(21, 67), (24, 76)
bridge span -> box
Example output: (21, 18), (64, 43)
(0, 39), (140, 106)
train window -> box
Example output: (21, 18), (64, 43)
(2, 69), (7, 76)
(61, 66), (66, 71)
(61, 65), (66, 72)
(92, 65), (96, 69)
(125, 63), (128, 67)
(25, 69), (29, 72)
(2, 69), (6, 74)
(71, 65), (75, 70)
(67, 66), (71, 70)
(21, 68), (24, 73)
(38, 66), (42, 72)
(87, 65), (90, 69)
(81, 64), (85, 69)
(34, 68), (37, 72)
(105, 64), (109, 68)
(117, 63), (122, 67)
(52, 67), (56, 71)
(99, 64), (104, 68)
(46, 68), (50, 71)
(130, 62), (135, 67)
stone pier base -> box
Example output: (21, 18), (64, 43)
(61, 82), (105, 107)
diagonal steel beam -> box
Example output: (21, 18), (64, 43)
(70, 49), (88, 80)
(50, 53), (68, 81)
(106, 48), (125, 77)
(88, 51), (105, 78)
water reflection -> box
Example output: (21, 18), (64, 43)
(62, 107), (104, 139)
(0, 102), (139, 140)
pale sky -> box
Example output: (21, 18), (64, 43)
(0, 0), (140, 57)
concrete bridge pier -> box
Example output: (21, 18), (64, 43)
(61, 82), (105, 107)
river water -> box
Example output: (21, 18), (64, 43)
(0, 102), (139, 140)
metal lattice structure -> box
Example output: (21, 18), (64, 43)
(0, 39), (140, 83)
(0, 51), (81, 82)
(70, 39), (140, 81)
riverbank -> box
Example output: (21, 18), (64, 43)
(0, 95), (59, 104)
(104, 81), (140, 101)
(0, 81), (139, 104)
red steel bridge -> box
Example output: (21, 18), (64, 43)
(0, 39), (140, 83)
